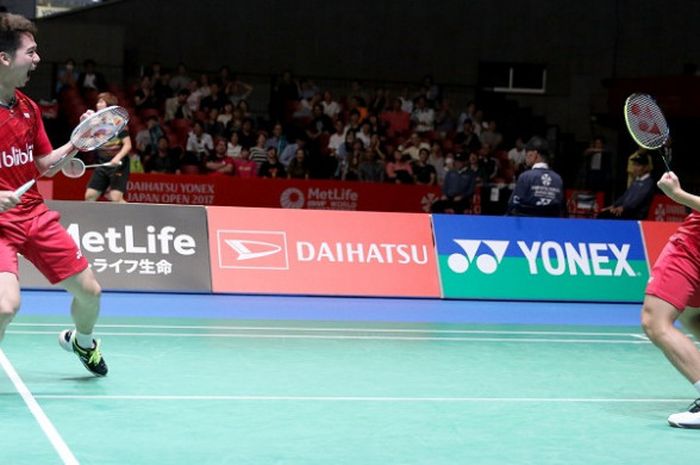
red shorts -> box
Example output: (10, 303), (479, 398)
(0, 210), (88, 284)
(646, 233), (700, 311)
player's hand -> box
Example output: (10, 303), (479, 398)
(79, 109), (95, 122)
(0, 190), (20, 212)
(657, 171), (682, 199)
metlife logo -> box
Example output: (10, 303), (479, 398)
(433, 215), (649, 302)
(19, 202), (212, 292)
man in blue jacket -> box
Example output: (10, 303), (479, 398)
(598, 151), (655, 220)
(506, 136), (565, 217)
(431, 153), (476, 214)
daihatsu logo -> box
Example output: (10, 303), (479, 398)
(217, 230), (289, 270)
(225, 239), (282, 261)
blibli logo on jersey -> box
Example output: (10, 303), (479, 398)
(446, 239), (635, 277)
(0, 144), (33, 168)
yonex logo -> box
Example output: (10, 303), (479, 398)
(629, 102), (662, 135)
(445, 239), (636, 277)
(217, 230), (289, 270)
(447, 240), (509, 274)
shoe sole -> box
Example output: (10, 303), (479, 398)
(668, 421), (700, 429)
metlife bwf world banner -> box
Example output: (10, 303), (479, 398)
(433, 215), (649, 302)
(19, 201), (211, 292)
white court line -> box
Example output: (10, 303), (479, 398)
(0, 348), (79, 465)
(10, 322), (643, 337)
(6, 330), (651, 344)
(32, 394), (688, 403)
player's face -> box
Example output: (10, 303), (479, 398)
(96, 98), (107, 110)
(5, 33), (40, 88)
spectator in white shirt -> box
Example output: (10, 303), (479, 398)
(328, 119), (347, 155)
(321, 90), (341, 119)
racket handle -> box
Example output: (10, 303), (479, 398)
(13, 179), (36, 198)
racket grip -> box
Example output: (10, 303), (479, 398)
(13, 179), (36, 198)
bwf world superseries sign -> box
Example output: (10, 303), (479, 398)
(19, 201), (212, 292)
(433, 215), (649, 302)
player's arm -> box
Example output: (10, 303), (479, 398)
(34, 141), (78, 176)
(35, 109), (94, 175)
(657, 171), (700, 212)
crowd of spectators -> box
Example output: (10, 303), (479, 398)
(54, 61), (522, 187)
(53, 59), (655, 218)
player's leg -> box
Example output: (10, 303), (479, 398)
(84, 187), (102, 201)
(679, 307), (700, 341)
(641, 295), (700, 383)
(59, 267), (101, 336)
(84, 167), (109, 201)
(642, 296), (700, 428)
(105, 188), (125, 203)
(106, 163), (129, 203)
(24, 210), (107, 376)
(0, 272), (21, 342)
(0, 236), (22, 342)
(58, 267), (107, 376)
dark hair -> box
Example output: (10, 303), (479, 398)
(0, 13), (36, 55)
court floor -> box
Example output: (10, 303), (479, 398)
(1, 291), (698, 465)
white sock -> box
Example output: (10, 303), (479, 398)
(75, 331), (94, 349)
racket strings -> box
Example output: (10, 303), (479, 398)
(61, 158), (86, 178)
(71, 106), (129, 151)
(625, 94), (669, 149)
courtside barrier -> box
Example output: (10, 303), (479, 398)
(640, 221), (681, 266)
(206, 206), (440, 297)
(19, 201), (212, 292)
(49, 173), (441, 213)
(18, 202), (680, 302)
(647, 195), (687, 222)
(432, 215), (650, 302)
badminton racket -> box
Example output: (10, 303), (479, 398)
(13, 105), (129, 197)
(60, 159), (122, 178)
(623, 93), (671, 171)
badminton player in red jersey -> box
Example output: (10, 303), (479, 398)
(643, 170), (700, 427)
(0, 13), (107, 376)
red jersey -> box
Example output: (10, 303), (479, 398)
(673, 210), (700, 245)
(0, 90), (53, 221)
(234, 159), (258, 178)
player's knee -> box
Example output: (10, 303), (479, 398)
(75, 279), (101, 303)
(641, 303), (671, 342)
(0, 295), (20, 321)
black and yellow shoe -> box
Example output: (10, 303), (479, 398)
(59, 329), (108, 377)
